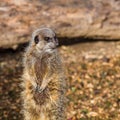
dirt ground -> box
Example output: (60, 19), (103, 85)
(0, 41), (120, 120)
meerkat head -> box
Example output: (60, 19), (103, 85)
(31, 27), (58, 54)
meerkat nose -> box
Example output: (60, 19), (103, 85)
(56, 42), (59, 46)
(55, 39), (59, 46)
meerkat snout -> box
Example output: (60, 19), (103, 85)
(32, 28), (59, 53)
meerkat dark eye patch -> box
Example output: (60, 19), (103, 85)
(34, 35), (39, 44)
(44, 37), (51, 42)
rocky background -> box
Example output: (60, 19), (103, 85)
(0, 0), (120, 48)
(0, 0), (120, 120)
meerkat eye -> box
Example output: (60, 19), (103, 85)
(44, 37), (51, 42)
(34, 35), (39, 44)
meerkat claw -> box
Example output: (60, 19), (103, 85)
(34, 84), (42, 93)
(38, 87), (44, 93)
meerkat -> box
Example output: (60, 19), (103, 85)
(21, 27), (67, 120)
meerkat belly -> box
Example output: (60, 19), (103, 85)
(23, 82), (50, 120)
(22, 81), (37, 110)
(39, 111), (49, 120)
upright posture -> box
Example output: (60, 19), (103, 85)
(21, 27), (66, 120)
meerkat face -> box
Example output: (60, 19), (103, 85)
(32, 28), (58, 53)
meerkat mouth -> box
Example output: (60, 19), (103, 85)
(42, 48), (55, 55)
(47, 48), (56, 52)
(48, 46), (56, 50)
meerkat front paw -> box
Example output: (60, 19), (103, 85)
(33, 84), (43, 93)
(37, 87), (44, 93)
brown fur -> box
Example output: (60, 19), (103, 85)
(21, 28), (66, 120)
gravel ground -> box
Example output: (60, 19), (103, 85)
(0, 41), (120, 120)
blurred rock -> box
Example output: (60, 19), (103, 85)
(0, 0), (120, 48)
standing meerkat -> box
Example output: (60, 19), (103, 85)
(21, 27), (66, 120)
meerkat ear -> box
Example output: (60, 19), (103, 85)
(34, 35), (39, 44)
